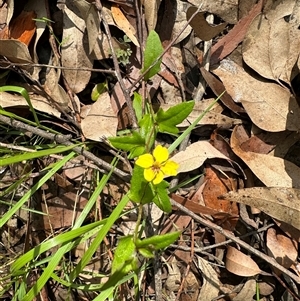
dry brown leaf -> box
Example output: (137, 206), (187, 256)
(171, 141), (231, 173)
(0, 91), (60, 117)
(187, 7), (227, 41)
(232, 279), (256, 301)
(61, 3), (93, 93)
(200, 67), (245, 114)
(171, 193), (236, 220)
(211, 0), (263, 65)
(231, 125), (300, 188)
(187, 0), (239, 24)
(111, 5), (139, 46)
(142, 0), (161, 31)
(266, 228), (298, 275)
(33, 191), (88, 231)
(226, 246), (262, 277)
(220, 187), (300, 231)
(242, 0), (300, 85)
(213, 59), (300, 132)
(0, 39), (33, 64)
(43, 68), (69, 109)
(73, 0), (100, 54)
(81, 92), (118, 140)
(196, 256), (220, 299)
(164, 257), (181, 292)
(169, 0), (192, 43)
(25, 0), (47, 80)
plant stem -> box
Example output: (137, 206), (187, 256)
(134, 203), (144, 243)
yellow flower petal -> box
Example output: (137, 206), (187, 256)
(153, 170), (164, 185)
(144, 168), (156, 182)
(136, 154), (154, 168)
(153, 145), (169, 163)
(161, 160), (179, 176)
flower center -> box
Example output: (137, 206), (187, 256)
(152, 161), (161, 173)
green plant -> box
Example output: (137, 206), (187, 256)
(105, 30), (220, 299)
(115, 35), (133, 66)
(0, 29), (221, 300)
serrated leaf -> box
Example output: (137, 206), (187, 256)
(136, 231), (181, 251)
(112, 235), (136, 274)
(109, 131), (145, 159)
(129, 165), (155, 204)
(142, 30), (164, 80)
(156, 101), (195, 134)
(152, 180), (172, 212)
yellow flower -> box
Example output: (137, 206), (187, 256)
(135, 145), (179, 185)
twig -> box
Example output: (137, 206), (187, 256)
(45, 0), (82, 127)
(175, 219), (195, 301)
(193, 13), (213, 101)
(0, 114), (131, 181)
(94, 0), (138, 129)
(169, 223), (274, 253)
(0, 60), (116, 74)
(170, 197), (300, 284)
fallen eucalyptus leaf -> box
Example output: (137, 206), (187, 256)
(220, 187), (300, 230)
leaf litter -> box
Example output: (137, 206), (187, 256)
(0, 0), (300, 300)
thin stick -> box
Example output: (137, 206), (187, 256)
(170, 197), (300, 284)
(94, 0), (138, 129)
(0, 114), (130, 181)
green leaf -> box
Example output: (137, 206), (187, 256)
(152, 180), (172, 212)
(130, 167), (172, 211)
(168, 95), (222, 153)
(0, 144), (79, 166)
(100, 236), (137, 292)
(0, 85), (40, 126)
(91, 81), (108, 101)
(129, 165), (155, 204)
(109, 131), (145, 159)
(111, 235), (136, 274)
(155, 101), (195, 134)
(136, 231), (181, 251)
(142, 30), (164, 80)
(133, 92), (143, 122)
(139, 114), (156, 150)
(138, 248), (155, 258)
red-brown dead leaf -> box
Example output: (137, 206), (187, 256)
(200, 67), (245, 114)
(202, 166), (239, 227)
(210, 0), (263, 65)
(9, 11), (37, 45)
(171, 193), (236, 220)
